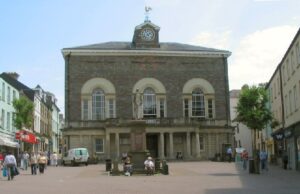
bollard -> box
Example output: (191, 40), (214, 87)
(105, 159), (112, 171)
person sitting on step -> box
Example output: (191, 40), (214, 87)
(144, 156), (155, 175)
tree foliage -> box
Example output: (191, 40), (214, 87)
(12, 96), (34, 130)
(235, 85), (272, 131)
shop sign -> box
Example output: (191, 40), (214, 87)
(273, 132), (284, 140)
(15, 130), (38, 144)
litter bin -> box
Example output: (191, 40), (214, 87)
(162, 160), (169, 175)
(105, 159), (112, 171)
(249, 159), (254, 174)
(155, 159), (161, 171)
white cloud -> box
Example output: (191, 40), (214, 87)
(191, 30), (232, 49)
(229, 25), (298, 89)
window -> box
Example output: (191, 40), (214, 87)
(184, 99), (189, 117)
(192, 88), (205, 117)
(289, 90), (292, 115)
(285, 95), (288, 117)
(293, 85), (298, 111)
(7, 86), (10, 103)
(277, 78), (280, 95)
(1, 109), (4, 128)
(160, 99), (165, 118)
(7, 112), (10, 130)
(82, 100), (88, 120)
(92, 89), (105, 120)
(296, 43), (300, 67)
(12, 113), (16, 131)
(291, 52), (295, 73)
(13, 90), (16, 101)
(143, 88), (156, 118)
(282, 65), (286, 84)
(95, 138), (104, 153)
(208, 99), (213, 118)
(2, 83), (5, 101)
(199, 136), (204, 151)
(109, 99), (114, 118)
(270, 87), (273, 102)
(286, 60), (290, 79)
(273, 83), (276, 99)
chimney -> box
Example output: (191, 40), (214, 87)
(6, 72), (20, 80)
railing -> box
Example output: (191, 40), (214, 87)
(66, 118), (228, 129)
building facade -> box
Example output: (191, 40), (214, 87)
(266, 28), (300, 170)
(0, 73), (20, 153)
(62, 20), (233, 161)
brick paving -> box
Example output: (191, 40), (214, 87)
(0, 161), (300, 194)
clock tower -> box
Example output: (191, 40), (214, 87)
(132, 8), (160, 48)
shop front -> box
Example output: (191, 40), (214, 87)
(15, 130), (38, 152)
(0, 135), (19, 155)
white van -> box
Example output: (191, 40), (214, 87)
(62, 148), (89, 166)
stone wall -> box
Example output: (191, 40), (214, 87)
(67, 55), (228, 121)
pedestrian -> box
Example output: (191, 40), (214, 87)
(20, 151), (24, 169)
(241, 150), (249, 170)
(51, 152), (58, 167)
(38, 152), (47, 174)
(23, 151), (29, 171)
(260, 150), (268, 171)
(144, 156), (155, 175)
(283, 152), (288, 170)
(3, 151), (17, 181)
(226, 147), (232, 162)
(0, 152), (4, 167)
(29, 152), (38, 175)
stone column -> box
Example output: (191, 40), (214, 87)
(106, 132), (110, 159)
(115, 132), (120, 159)
(159, 132), (165, 159)
(186, 132), (191, 158)
(195, 132), (201, 158)
(169, 133), (174, 159)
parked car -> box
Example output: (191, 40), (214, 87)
(62, 148), (89, 166)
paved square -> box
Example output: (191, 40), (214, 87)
(1, 161), (299, 194)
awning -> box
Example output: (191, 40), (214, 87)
(15, 130), (38, 144)
(0, 137), (19, 148)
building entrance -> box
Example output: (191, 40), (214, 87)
(146, 134), (158, 158)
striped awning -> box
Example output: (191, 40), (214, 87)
(0, 137), (19, 148)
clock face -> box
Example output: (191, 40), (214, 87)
(141, 28), (155, 41)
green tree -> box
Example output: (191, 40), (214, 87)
(235, 84), (273, 173)
(13, 96), (34, 130)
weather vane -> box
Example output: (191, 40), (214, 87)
(144, 6), (152, 22)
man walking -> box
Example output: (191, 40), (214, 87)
(241, 150), (249, 170)
(30, 152), (38, 175)
(3, 151), (17, 181)
(260, 150), (268, 171)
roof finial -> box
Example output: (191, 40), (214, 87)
(144, 6), (152, 22)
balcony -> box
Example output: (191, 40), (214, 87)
(66, 118), (228, 129)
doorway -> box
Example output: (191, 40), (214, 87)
(146, 134), (158, 158)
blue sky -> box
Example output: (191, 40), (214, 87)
(1, 0), (299, 114)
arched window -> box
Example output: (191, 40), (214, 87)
(143, 87), (156, 118)
(192, 88), (205, 117)
(92, 89), (105, 120)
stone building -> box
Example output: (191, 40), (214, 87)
(62, 19), (233, 161)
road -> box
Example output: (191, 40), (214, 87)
(1, 161), (300, 194)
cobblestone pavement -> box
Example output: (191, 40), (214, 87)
(1, 161), (300, 194)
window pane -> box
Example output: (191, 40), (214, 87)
(192, 89), (205, 117)
(95, 139), (104, 153)
(160, 99), (165, 118)
(208, 99), (213, 118)
(143, 88), (156, 117)
(92, 89), (105, 120)
(83, 100), (88, 120)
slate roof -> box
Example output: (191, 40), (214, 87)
(0, 72), (35, 101)
(63, 41), (230, 54)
